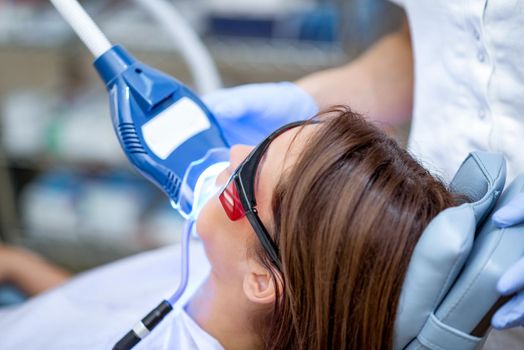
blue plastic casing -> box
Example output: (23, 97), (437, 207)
(94, 45), (229, 219)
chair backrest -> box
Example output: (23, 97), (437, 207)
(394, 151), (515, 349)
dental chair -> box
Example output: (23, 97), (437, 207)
(395, 151), (524, 349)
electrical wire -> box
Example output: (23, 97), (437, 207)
(49, 0), (112, 58)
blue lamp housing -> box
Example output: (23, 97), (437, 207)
(94, 45), (229, 220)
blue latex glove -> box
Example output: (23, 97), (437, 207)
(491, 193), (524, 329)
(492, 193), (524, 228)
(492, 256), (524, 329)
(203, 82), (318, 145)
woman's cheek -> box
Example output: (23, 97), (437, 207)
(196, 195), (223, 241)
(196, 194), (254, 266)
(195, 197), (225, 269)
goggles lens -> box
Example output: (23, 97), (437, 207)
(219, 177), (245, 221)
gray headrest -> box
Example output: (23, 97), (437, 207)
(433, 174), (524, 329)
(405, 176), (524, 350)
(394, 152), (506, 349)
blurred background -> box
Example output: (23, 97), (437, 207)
(0, 0), (404, 271)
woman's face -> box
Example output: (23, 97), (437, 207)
(196, 124), (318, 286)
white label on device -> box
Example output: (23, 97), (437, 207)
(142, 97), (211, 160)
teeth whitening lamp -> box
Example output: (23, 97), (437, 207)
(48, 1), (229, 349)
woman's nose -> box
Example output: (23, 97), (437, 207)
(230, 145), (254, 169)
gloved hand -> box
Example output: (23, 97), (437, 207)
(491, 193), (524, 329)
(492, 256), (524, 329)
(492, 193), (524, 228)
(203, 82), (318, 145)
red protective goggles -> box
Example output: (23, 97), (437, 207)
(219, 177), (245, 221)
(218, 120), (311, 269)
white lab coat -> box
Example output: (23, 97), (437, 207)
(390, 0), (524, 183)
(0, 242), (223, 350)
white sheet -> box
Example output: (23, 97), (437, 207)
(0, 241), (214, 349)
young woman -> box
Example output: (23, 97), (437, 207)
(0, 107), (457, 349)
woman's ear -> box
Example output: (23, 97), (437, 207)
(242, 260), (277, 304)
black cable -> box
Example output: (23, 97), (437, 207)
(113, 300), (173, 350)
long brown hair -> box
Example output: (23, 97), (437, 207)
(255, 107), (458, 349)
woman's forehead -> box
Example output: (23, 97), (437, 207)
(257, 124), (319, 210)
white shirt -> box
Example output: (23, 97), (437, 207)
(390, 0), (524, 183)
(0, 242), (224, 350)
